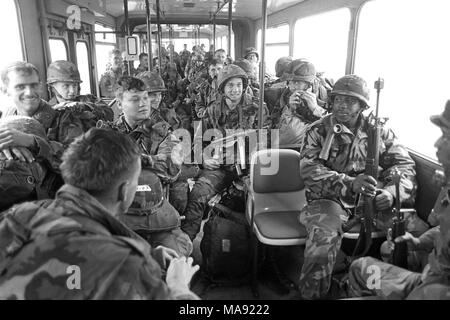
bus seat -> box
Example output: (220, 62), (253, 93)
(246, 149), (308, 297)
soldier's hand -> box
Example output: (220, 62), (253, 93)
(301, 91), (319, 111)
(352, 174), (377, 196)
(394, 231), (420, 248)
(203, 157), (221, 170)
(154, 245), (179, 267)
(0, 129), (36, 150)
(375, 189), (394, 211)
(288, 91), (301, 108)
(166, 256), (200, 289)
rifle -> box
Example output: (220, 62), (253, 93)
(391, 167), (408, 268)
(352, 77), (385, 258)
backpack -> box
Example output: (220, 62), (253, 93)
(200, 183), (251, 285)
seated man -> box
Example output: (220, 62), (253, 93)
(135, 53), (149, 75)
(298, 74), (427, 300)
(347, 101), (450, 300)
(109, 76), (192, 257)
(0, 128), (199, 299)
(181, 64), (266, 241)
(194, 59), (224, 120)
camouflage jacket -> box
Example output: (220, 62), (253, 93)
(114, 115), (183, 184)
(194, 77), (220, 117)
(0, 184), (198, 299)
(300, 113), (417, 207)
(162, 73), (182, 106)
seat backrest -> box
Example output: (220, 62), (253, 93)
(250, 149), (304, 194)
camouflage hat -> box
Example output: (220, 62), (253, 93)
(330, 74), (370, 108)
(136, 71), (167, 93)
(275, 56), (293, 78)
(244, 47), (259, 60)
(431, 100), (450, 130)
(47, 60), (82, 84)
(284, 59), (316, 83)
(217, 64), (248, 93)
(232, 58), (255, 79)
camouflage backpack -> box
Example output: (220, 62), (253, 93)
(0, 116), (51, 211)
(49, 101), (113, 146)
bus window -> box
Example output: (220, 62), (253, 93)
(257, 24), (289, 76)
(355, 0), (450, 159)
(95, 23), (116, 80)
(0, 0), (23, 110)
(49, 38), (68, 61)
(293, 8), (350, 81)
(76, 41), (92, 95)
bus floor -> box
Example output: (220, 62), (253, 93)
(189, 220), (355, 300)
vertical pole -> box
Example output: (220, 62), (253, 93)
(123, 0), (132, 75)
(228, 0), (232, 57)
(156, 0), (162, 74)
(258, 0), (267, 130)
(213, 17), (216, 52)
(144, 0), (153, 71)
(169, 25), (173, 64)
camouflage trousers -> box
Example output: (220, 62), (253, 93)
(348, 257), (450, 299)
(298, 199), (429, 300)
(181, 167), (237, 241)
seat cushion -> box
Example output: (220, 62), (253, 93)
(254, 211), (307, 240)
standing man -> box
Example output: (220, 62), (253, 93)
(135, 53), (149, 75)
(347, 101), (450, 300)
(99, 49), (124, 98)
(0, 128), (199, 299)
(298, 74), (426, 299)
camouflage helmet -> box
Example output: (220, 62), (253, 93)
(330, 74), (370, 108)
(217, 64), (248, 93)
(0, 116), (46, 138)
(232, 58), (256, 79)
(244, 47), (259, 60)
(284, 59), (316, 83)
(275, 56), (293, 78)
(47, 60), (82, 84)
(136, 71), (167, 93)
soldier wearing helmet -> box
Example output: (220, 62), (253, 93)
(112, 76), (192, 257)
(266, 59), (326, 145)
(265, 56), (293, 89)
(232, 58), (259, 96)
(243, 47), (259, 79)
(46, 61), (112, 121)
(180, 64), (267, 241)
(298, 74), (421, 300)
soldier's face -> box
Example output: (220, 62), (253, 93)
(332, 94), (362, 126)
(120, 90), (150, 122)
(214, 52), (226, 64)
(5, 70), (41, 116)
(209, 64), (223, 79)
(247, 53), (258, 64)
(141, 56), (148, 66)
(112, 55), (123, 70)
(148, 92), (162, 110)
(435, 129), (450, 170)
(224, 77), (243, 102)
(52, 81), (79, 100)
(288, 80), (311, 93)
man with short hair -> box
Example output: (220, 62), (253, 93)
(346, 101), (450, 300)
(194, 59), (224, 119)
(135, 53), (149, 74)
(111, 76), (192, 257)
(99, 49), (124, 98)
(0, 128), (200, 299)
(214, 49), (227, 65)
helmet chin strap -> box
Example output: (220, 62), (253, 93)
(51, 84), (79, 103)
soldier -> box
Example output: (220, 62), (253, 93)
(233, 58), (259, 97)
(267, 59), (326, 145)
(194, 59), (223, 119)
(181, 64), (265, 241)
(0, 128), (200, 299)
(214, 49), (227, 65)
(46, 60), (113, 121)
(135, 53), (149, 75)
(347, 101), (450, 300)
(298, 74), (428, 299)
(265, 56), (293, 89)
(99, 49), (124, 98)
(180, 44), (191, 76)
(111, 76), (192, 257)
(243, 47), (259, 80)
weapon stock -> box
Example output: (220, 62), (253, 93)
(391, 167), (408, 268)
